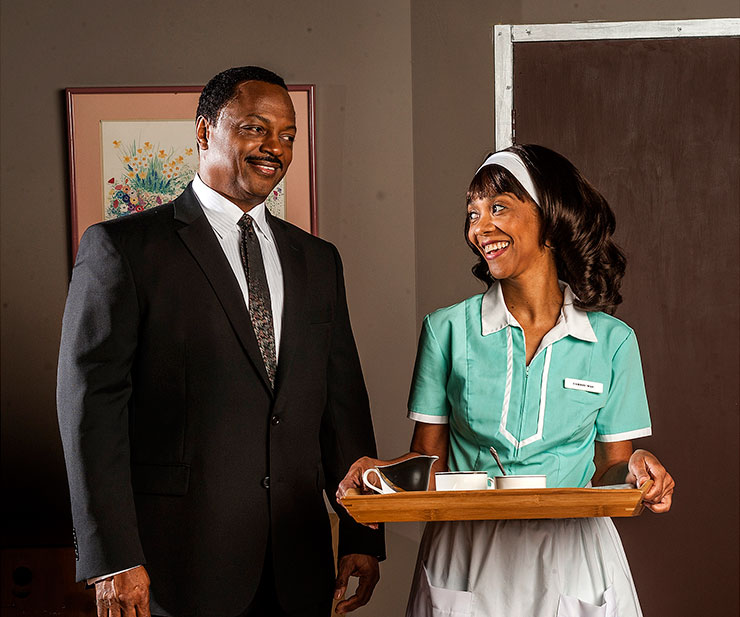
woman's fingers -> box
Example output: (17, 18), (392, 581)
(631, 449), (675, 513)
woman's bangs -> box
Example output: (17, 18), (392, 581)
(466, 165), (529, 204)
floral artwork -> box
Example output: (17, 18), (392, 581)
(105, 141), (196, 218)
(101, 121), (197, 219)
(101, 120), (285, 221)
(264, 180), (286, 220)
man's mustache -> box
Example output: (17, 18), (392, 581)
(246, 155), (282, 170)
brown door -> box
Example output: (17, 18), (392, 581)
(513, 35), (739, 616)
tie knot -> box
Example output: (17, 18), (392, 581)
(237, 213), (255, 234)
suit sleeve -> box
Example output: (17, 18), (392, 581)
(57, 224), (145, 581)
(320, 245), (386, 561)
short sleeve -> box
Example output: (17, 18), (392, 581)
(595, 330), (652, 442)
(407, 315), (451, 424)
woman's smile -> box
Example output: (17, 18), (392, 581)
(479, 239), (511, 260)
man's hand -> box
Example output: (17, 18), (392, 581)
(627, 449), (675, 513)
(95, 565), (150, 617)
(334, 554), (380, 614)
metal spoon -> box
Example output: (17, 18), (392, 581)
(489, 446), (507, 476)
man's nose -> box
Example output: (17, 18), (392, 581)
(260, 132), (283, 157)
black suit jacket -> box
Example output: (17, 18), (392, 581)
(57, 185), (384, 616)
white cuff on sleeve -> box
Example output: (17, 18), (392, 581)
(595, 427), (652, 443)
(408, 410), (449, 424)
(87, 565), (141, 585)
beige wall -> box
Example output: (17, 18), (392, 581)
(1, 0), (416, 508)
(1, 0), (738, 615)
(1, 1), (419, 613)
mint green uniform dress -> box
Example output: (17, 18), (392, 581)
(405, 282), (651, 617)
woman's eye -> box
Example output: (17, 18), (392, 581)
(491, 204), (505, 214)
(467, 211), (479, 222)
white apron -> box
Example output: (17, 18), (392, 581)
(406, 518), (642, 617)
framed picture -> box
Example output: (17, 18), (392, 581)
(66, 85), (317, 258)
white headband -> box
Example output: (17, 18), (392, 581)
(475, 151), (540, 206)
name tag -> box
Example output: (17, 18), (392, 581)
(564, 378), (603, 394)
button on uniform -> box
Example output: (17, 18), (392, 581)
(261, 476), (270, 489)
(270, 415), (280, 426)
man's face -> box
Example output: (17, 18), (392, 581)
(197, 81), (296, 210)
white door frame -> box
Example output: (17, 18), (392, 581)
(493, 18), (740, 150)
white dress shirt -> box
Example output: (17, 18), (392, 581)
(192, 173), (284, 358)
(88, 177), (285, 584)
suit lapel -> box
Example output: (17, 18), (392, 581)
(268, 212), (307, 398)
(174, 186), (273, 394)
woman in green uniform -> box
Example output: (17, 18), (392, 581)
(338, 144), (674, 616)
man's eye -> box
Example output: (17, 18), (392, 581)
(243, 125), (264, 133)
(281, 134), (296, 144)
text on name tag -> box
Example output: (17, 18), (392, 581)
(564, 378), (603, 394)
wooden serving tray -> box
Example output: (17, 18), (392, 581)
(341, 481), (652, 524)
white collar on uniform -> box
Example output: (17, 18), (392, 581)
(192, 173), (274, 243)
(481, 280), (597, 343)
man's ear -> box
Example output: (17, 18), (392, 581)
(195, 116), (209, 151)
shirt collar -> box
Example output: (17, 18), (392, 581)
(481, 280), (597, 343)
(192, 173), (274, 243)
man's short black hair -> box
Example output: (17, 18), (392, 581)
(196, 66), (288, 124)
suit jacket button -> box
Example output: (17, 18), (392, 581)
(72, 527), (79, 560)
(261, 476), (270, 489)
(270, 415), (280, 426)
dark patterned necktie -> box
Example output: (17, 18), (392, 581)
(237, 213), (277, 388)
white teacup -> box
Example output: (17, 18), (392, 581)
(493, 474), (547, 489)
(362, 468), (396, 494)
(435, 471), (492, 491)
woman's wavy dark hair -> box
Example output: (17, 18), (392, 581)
(465, 144), (626, 314)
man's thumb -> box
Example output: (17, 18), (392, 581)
(335, 569), (348, 599)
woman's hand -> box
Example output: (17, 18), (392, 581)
(626, 449), (675, 513)
(336, 422), (451, 501)
(336, 455), (404, 530)
(336, 453), (427, 499)
(336, 456), (383, 500)
(593, 442), (675, 513)
(335, 423), (450, 529)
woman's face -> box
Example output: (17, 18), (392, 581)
(467, 192), (550, 281)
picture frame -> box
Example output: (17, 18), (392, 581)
(66, 85), (317, 258)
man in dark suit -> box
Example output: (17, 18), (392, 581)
(57, 66), (384, 617)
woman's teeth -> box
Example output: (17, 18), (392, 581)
(484, 241), (510, 254)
